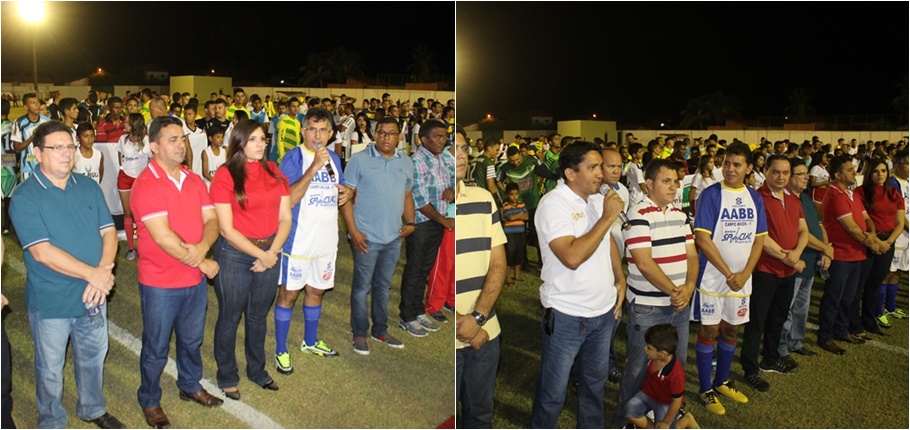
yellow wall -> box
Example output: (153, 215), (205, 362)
(559, 120), (618, 142)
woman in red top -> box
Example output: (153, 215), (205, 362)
(850, 158), (906, 338)
(210, 120), (291, 400)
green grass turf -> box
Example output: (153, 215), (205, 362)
(1, 225), (455, 429)
(489, 252), (909, 428)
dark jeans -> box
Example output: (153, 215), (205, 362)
(741, 271), (795, 375)
(850, 246), (895, 334)
(2, 325), (15, 429)
(531, 307), (615, 429)
(213, 236), (279, 389)
(351, 237), (403, 337)
(817, 260), (862, 344)
(399, 220), (443, 322)
(137, 279), (207, 409)
(456, 336), (501, 429)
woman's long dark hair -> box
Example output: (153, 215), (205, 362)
(860, 157), (896, 213)
(226, 119), (286, 209)
(353, 112), (373, 143)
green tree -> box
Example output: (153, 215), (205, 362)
(407, 43), (440, 81)
(893, 74), (908, 121)
(680, 91), (742, 129)
(784, 87), (816, 122)
(297, 47), (364, 87)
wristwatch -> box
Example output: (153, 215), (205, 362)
(471, 311), (487, 326)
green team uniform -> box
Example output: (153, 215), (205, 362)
(498, 156), (541, 210)
(543, 150), (560, 193)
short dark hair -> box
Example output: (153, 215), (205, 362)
(828, 155), (854, 178)
(893, 150), (909, 164)
(506, 146), (520, 157)
(629, 143), (643, 155)
(233, 87), (244, 95)
(724, 142), (753, 165)
(558, 141), (600, 181)
(419, 119), (446, 140)
(76, 122), (94, 136)
(107, 96), (123, 107)
(33, 121), (74, 148)
(789, 157), (806, 172)
(483, 137), (500, 150)
(764, 154), (789, 172)
(148, 116), (184, 143)
(214, 98), (227, 106)
(303, 107), (335, 129)
(644, 159), (676, 182)
(505, 182), (520, 194)
(376, 116), (400, 132)
(644, 324), (678, 355)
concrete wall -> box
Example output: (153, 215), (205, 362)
(559, 120), (618, 142)
(620, 129), (908, 145)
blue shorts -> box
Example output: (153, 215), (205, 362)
(626, 391), (677, 428)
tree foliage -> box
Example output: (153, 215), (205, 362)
(297, 47), (365, 87)
(679, 91), (742, 129)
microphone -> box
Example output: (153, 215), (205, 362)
(315, 144), (336, 181)
(600, 183), (631, 230)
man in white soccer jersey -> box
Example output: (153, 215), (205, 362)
(691, 142), (766, 416)
(274, 108), (352, 374)
(11, 93), (51, 183)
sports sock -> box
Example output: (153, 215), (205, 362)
(304, 305), (321, 346)
(695, 336), (715, 394)
(274, 305), (292, 355)
(886, 283), (899, 313)
(877, 283), (887, 316)
(714, 337), (737, 387)
(125, 216), (135, 250)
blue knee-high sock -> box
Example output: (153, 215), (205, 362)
(877, 283), (887, 316)
(886, 283), (899, 312)
(714, 337), (737, 387)
(695, 337), (715, 394)
(274, 305), (293, 355)
(303, 305), (321, 346)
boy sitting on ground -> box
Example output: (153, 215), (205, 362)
(626, 324), (698, 429)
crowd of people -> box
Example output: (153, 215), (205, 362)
(0, 89), (457, 429)
(457, 130), (908, 428)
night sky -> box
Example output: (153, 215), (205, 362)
(1, 2), (454, 85)
(456, 3), (908, 125)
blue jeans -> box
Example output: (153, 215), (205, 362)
(779, 274), (815, 355)
(28, 305), (109, 428)
(531, 307), (615, 429)
(213, 236), (279, 388)
(612, 300), (689, 427)
(351, 237), (403, 337)
(456, 336), (501, 429)
(817, 260), (862, 344)
(626, 391), (675, 428)
(137, 279), (207, 409)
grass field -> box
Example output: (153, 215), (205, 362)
(1, 227), (455, 429)
(490, 253), (910, 428)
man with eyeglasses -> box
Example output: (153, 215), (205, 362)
(341, 117), (415, 355)
(9, 121), (125, 428)
(398, 119), (455, 337)
(274, 108), (353, 372)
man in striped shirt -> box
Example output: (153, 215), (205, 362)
(612, 159), (698, 427)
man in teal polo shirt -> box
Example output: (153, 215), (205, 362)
(10, 121), (124, 429)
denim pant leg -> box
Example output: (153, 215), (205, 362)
(575, 312), (614, 429)
(173, 280), (208, 394)
(613, 302), (676, 426)
(399, 221), (443, 322)
(456, 336), (501, 429)
(351, 238), (380, 337)
(244, 263), (279, 386)
(371, 238), (402, 336)
(29, 313), (71, 428)
(780, 275), (814, 355)
(213, 238), (253, 389)
(817, 261), (861, 343)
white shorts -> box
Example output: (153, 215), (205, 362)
(279, 254), (336, 291)
(691, 290), (750, 326)
(891, 245), (909, 272)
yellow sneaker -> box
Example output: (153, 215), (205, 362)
(715, 380), (748, 404)
(699, 390), (725, 416)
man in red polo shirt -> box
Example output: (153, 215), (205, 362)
(131, 117), (222, 429)
(817, 155), (879, 355)
(740, 155), (808, 392)
(94, 97), (126, 144)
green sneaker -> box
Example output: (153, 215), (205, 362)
(878, 313), (892, 328)
(301, 340), (339, 358)
(275, 352), (293, 375)
(889, 309), (908, 319)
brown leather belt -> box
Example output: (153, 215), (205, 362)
(247, 235), (275, 249)
(877, 231), (893, 240)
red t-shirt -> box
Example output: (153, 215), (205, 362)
(95, 115), (127, 143)
(131, 159), (214, 288)
(642, 356), (685, 405)
(854, 185), (904, 233)
(210, 161), (289, 238)
(822, 183), (867, 262)
(757, 184), (805, 278)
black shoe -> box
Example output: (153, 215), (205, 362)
(834, 334), (865, 344)
(791, 346), (817, 356)
(261, 380), (279, 391)
(744, 374), (770, 392)
(86, 412), (126, 429)
(779, 354), (800, 370)
(222, 388), (241, 401)
(865, 326), (885, 336)
(759, 360), (797, 375)
(608, 369), (623, 383)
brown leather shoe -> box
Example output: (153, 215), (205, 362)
(143, 406), (171, 429)
(178, 388), (224, 407)
(818, 341), (846, 355)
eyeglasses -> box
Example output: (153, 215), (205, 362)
(376, 130), (399, 138)
(42, 144), (77, 153)
(304, 127), (330, 135)
(458, 145), (471, 153)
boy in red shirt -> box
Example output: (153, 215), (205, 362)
(625, 324), (698, 429)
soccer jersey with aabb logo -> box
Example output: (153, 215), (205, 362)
(693, 182), (767, 296)
(280, 146), (345, 260)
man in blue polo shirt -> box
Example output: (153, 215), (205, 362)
(9, 121), (124, 429)
(341, 117), (416, 355)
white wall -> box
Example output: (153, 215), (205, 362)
(620, 129), (907, 145)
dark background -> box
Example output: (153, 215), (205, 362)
(456, 3), (909, 126)
(2, 2), (455, 85)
